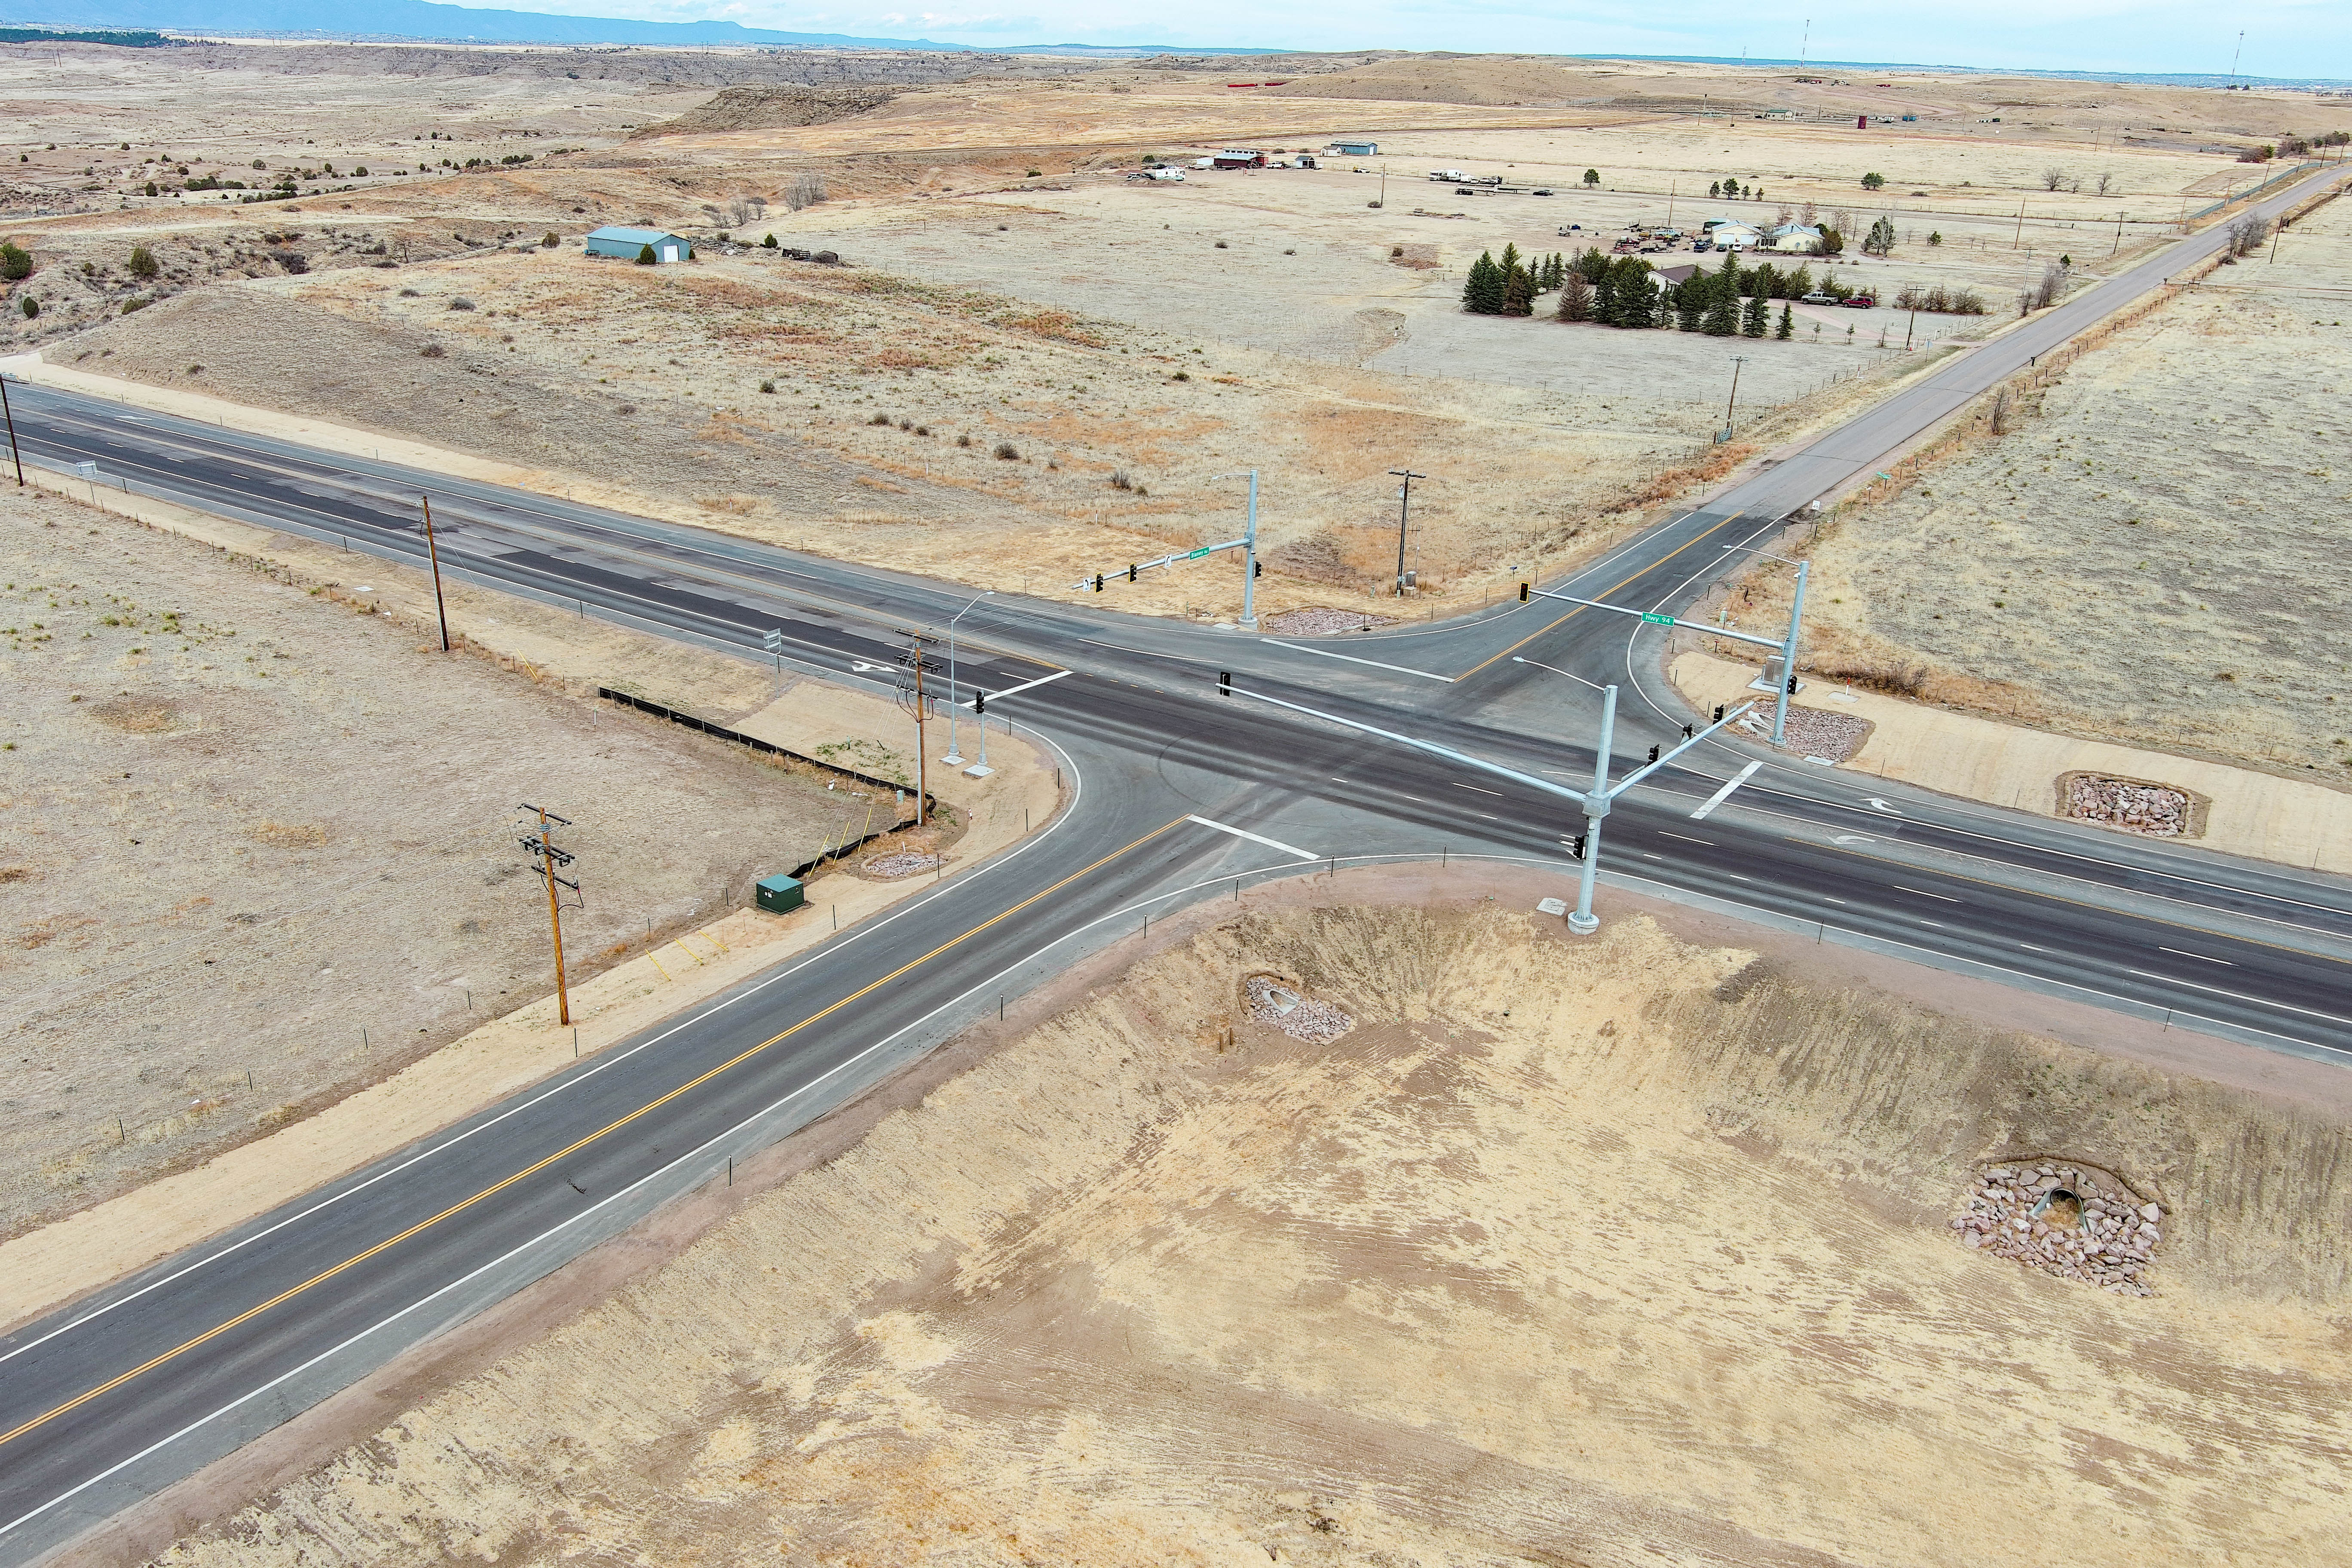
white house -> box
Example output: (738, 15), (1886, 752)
(1709, 221), (1764, 251)
(1767, 223), (1825, 254)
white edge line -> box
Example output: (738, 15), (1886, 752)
(0, 723), (1087, 1370)
(1185, 814), (1319, 863)
(2123, 969), (2350, 1024)
(964, 667), (1069, 707)
(1259, 638), (1454, 683)
(1689, 761), (1763, 821)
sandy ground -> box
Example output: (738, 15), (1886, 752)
(129, 888), (2352, 1568)
(0, 466), (1044, 1242)
(1719, 185), (2352, 781)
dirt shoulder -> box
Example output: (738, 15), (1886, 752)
(80, 870), (2352, 1568)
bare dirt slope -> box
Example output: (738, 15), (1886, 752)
(0, 482), (848, 1234)
(146, 900), (2352, 1568)
(1750, 188), (2352, 778)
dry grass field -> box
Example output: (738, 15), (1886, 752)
(0, 481), (855, 1235)
(9, 46), (2343, 623)
(145, 897), (2352, 1568)
(1726, 187), (2352, 778)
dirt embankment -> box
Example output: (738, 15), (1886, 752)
(144, 900), (2352, 1568)
(0, 483), (850, 1235)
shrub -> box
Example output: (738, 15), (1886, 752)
(993, 441), (1019, 460)
(759, 380), (775, 393)
(447, 296), (476, 310)
(18, 296), (35, 319)
(128, 245), (159, 279)
(897, 418), (913, 430)
(2227, 214), (2271, 256)
(762, 233), (778, 248)
(398, 287), (420, 297)
(250, 158), (265, 170)
(1927, 230), (1943, 245)
(1390, 245), (1403, 257)
(420, 342), (444, 357)
(541, 231), (558, 247)
(143, 181), (157, 196)
(0, 242), (32, 281)
(784, 172), (826, 211)
(1025, 168), (1041, 178)
(1172, 369), (1190, 381)
(1214, 239), (1228, 248)
(1860, 172), (1886, 190)
(635, 243), (656, 264)
(354, 165), (368, 176)
(2040, 167), (2068, 191)
(120, 297), (149, 314)
(956, 433), (972, 447)
(1582, 168), (1600, 186)
(1109, 469), (1133, 490)
(269, 250), (307, 274)
(869, 412), (891, 426)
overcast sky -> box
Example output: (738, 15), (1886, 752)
(542, 0), (2347, 77)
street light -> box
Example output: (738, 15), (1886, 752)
(941, 589), (992, 765)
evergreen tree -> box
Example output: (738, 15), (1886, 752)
(1673, 279), (1703, 331)
(1556, 270), (1593, 322)
(1610, 258), (1656, 328)
(1576, 246), (1609, 282)
(1786, 263), (1813, 298)
(1751, 260), (1779, 299)
(1591, 264), (1618, 324)
(1741, 294), (1767, 336)
(1462, 251), (1506, 314)
(1708, 180), (1721, 198)
(1775, 302), (1794, 339)
(1500, 242), (1522, 279)
(1503, 263), (1534, 316)
(1701, 288), (1738, 336)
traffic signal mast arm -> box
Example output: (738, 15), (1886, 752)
(1068, 536), (1249, 591)
(1601, 698), (1758, 800)
(1523, 586), (1784, 651)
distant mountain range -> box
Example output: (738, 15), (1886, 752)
(0, 0), (1289, 51)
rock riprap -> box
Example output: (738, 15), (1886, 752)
(1951, 1163), (2163, 1295)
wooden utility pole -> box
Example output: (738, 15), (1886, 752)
(518, 804), (576, 1026)
(0, 375), (23, 487)
(1388, 468), (1427, 597)
(895, 632), (933, 828)
(420, 494), (451, 651)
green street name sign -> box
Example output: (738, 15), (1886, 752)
(1640, 611), (1676, 626)
(1187, 546), (1213, 559)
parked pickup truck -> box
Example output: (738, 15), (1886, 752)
(1799, 291), (1840, 303)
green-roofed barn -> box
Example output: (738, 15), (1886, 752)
(584, 225), (693, 263)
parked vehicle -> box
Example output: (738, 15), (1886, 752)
(1127, 168), (1186, 182)
(1427, 168), (1468, 182)
(1556, 223), (1582, 235)
(1842, 295), (1876, 308)
(1799, 291), (1838, 303)
(1192, 157), (1214, 170)
(1531, 188), (1553, 196)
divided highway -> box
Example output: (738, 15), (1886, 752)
(0, 162), (2345, 1564)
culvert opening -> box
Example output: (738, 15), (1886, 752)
(2032, 1188), (2083, 1228)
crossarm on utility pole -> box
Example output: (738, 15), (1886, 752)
(1603, 701), (1758, 799)
(1528, 588), (1783, 651)
(1222, 685), (1590, 810)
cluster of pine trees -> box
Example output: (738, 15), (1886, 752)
(1468, 246), (1850, 341)
(1461, 244), (1571, 316)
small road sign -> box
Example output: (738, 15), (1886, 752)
(1640, 611), (1675, 626)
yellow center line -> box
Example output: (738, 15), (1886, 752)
(0, 814), (1190, 1452)
(1454, 509), (1752, 682)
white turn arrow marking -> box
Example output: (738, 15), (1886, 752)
(1833, 834), (1877, 845)
(1866, 798), (1902, 814)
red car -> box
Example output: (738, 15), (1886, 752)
(1842, 295), (1876, 308)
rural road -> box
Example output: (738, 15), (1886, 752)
(0, 161), (2344, 1564)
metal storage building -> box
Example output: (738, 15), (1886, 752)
(584, 225), (693, 263)
(1330, 140), (1378, 156)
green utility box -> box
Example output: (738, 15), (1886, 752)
(755, 874), (805, 914)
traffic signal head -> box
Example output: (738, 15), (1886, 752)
(1712, 704), (1725, 723)
(1681, 723), (1694, 739)
(1218, 671), (1231, 697)
(973, 690), (986, 715)
(1518, 581), (1530, 602)
(1785, 674), (1799, 693)
(1647, 744), (1661, 764)
(1093, 573), (1104, 593)
(1570, 834), (1587, 861)
(1253, 558), (1262, 577)
(1127, 563), (1138, 582)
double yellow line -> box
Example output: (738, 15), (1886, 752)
(0, 814), (1188, 1452)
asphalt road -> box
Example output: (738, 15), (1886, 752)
(1, 162), (2345, 1563)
